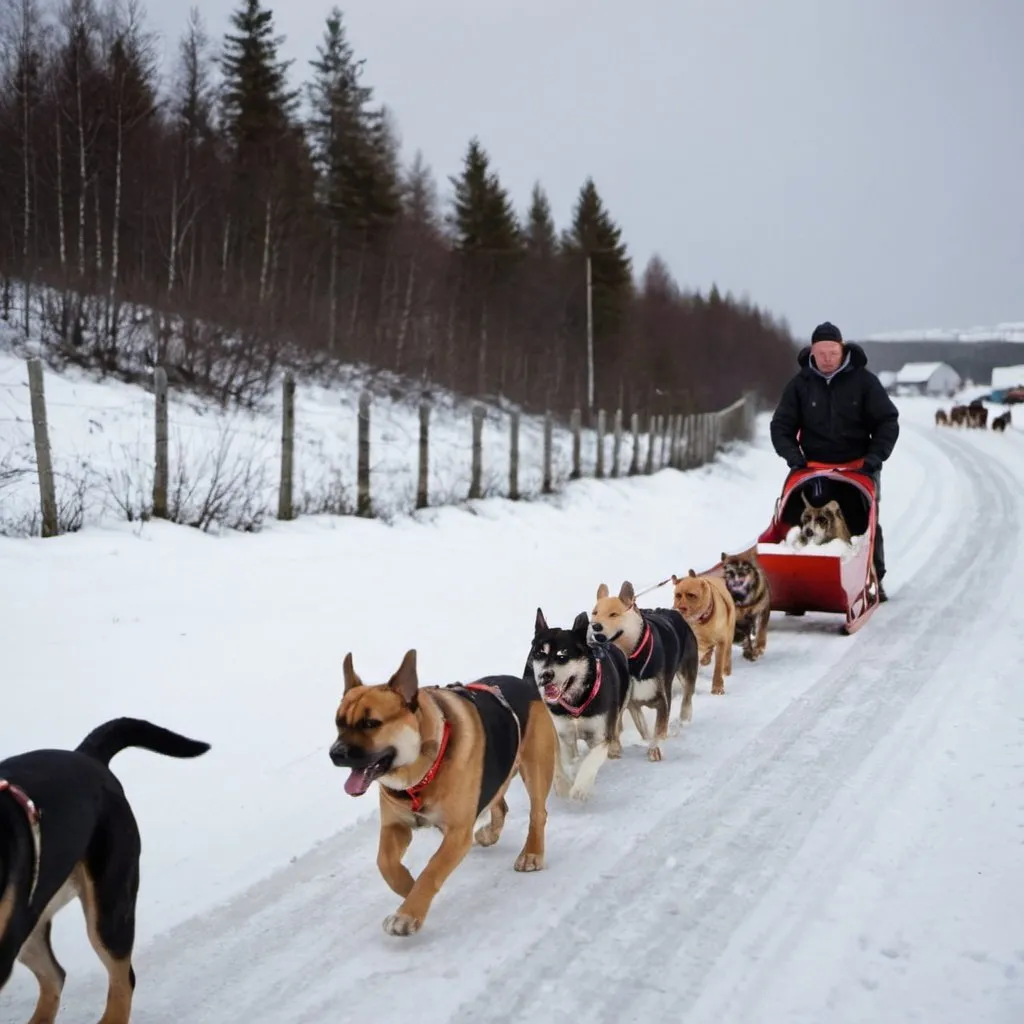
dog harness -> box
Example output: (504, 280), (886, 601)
(448, 679), (531, 818)
(546, 661), (603, 718)
(0, 778), (42, 902)
(400, 720), (453, 814)
(628, 624), (655, 675)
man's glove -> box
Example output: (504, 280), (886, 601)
(861, 454), (882, 474)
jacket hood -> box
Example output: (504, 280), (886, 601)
(797, 341), (868, 371)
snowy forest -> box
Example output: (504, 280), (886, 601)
(0, 0), (797, 416)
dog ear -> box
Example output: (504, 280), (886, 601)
(342, 652), (363, 693)
(387, 649), (419, 705)
(534, 607), (548, 635)
(617, 581), (635, 607)
(801, 491), (812, 509)
(572, 610), (590, 633)
(688, 568), (697, 577)
(671, 573), (680, 585)
(596, 583), (609, 600)
(824, 500), (840, 514)
(721, 551), (729, 562)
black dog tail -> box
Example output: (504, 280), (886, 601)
(76, 717), (210, 767)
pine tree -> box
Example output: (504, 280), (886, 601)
(219, 0), (297, 163)
(562, 176), (632, 339)
(524, 182), (556, 261)
(306, 8), (398, 236)
(449, 137), (520, 258)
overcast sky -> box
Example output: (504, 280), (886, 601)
(145, 0), (1024, 342)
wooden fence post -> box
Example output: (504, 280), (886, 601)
(153, 367), (168, 519)
(356, 391), (371, 517)
(629, 412), (640, 475)
(469, 405), (484, 499)
(509, 411), (520, 500)
(416, 401), (430, 509)
(645, 414), (657, 474)
(277, 372), (295, 520)
(26, 357), (58, 537)
(542, 412), (553, 494)
(595, 408), (606, 479)
(669, 414), (681, 469)
(611, 408), (623, 478)
(570, 408), (582, 479)
(660, 415), (671, 468)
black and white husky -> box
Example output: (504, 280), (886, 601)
(525, 608), (632, 802)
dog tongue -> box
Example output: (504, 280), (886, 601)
(344, 767), (375, 796)
(544, 683), (561, 701)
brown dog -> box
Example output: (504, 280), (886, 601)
(935, 408), (949, 426)
(721, 546), (771, 661)
(329, 649), (562, 937)
(671, 570), (737, 695)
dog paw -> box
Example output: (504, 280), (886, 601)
(711, 685), (726, 695)
(608, 741), (623, 759)
(569, 782), (593, 802)
(743, 649), (757, 662)
(514, 851), (544, 872)
(647, 745), (663, 762)
(382, 912), (422, 937)
(474, 824), (501, 847)
(700, 650), (713, 666)
(553, 775), (572, 798)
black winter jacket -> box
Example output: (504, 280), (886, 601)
(769, 342), (899, 469)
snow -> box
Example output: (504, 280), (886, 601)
(768, 527), (867, 561)
(895, 361), (945, 384)
(2, 383), (1023, 1022)
(866, 320), (1024, 343)
(0, 331), (624, 534)
(990, 364), (1024, 389)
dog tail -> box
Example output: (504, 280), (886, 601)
(76, 717), (210, 767)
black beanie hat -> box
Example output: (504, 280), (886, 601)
(811, 321), (843, 344)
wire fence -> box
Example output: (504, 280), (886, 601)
(0, 357), (760, 537)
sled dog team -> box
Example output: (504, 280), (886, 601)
(0, 496), (864, 1021)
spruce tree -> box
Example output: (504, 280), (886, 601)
(306, 8), (398, 236)
(524, 181), (556, 261)
(562, 177), (632, 335)
(449, 137), (520, 258)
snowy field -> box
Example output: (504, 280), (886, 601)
(0, 334), (635, 534)
(1, 390), (1023, 1023)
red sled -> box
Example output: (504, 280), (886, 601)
(710, 460), (882, 635)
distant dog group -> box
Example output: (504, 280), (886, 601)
(935, 399), (1012, 431)
(328, 548), (776, 941)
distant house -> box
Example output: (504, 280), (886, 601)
(990, 365), (1024, 390)
(893, 362), (962, 397)
(877, 370), (897, 391)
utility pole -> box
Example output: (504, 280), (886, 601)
(586, 254), (594, 421)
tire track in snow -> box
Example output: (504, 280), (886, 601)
(439, 427), (1017, 1024)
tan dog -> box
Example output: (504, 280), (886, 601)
(793, 493), (852, 548)
(588, 582), (700, 760)
(329, 650), (562, 937)
(721, 546), (771, 661)
(671, 570), (736, 695)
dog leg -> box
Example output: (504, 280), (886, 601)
(648, 683), (671, 761)
(755, 609), (769, 658)
(383, 825), (475, 936)
(627, 702), (650, 741)
(474, 794), (509, 848)
(77, 865), (136, 1024)
(513, 705), (555, 871)
(569, 740), (609, 801)
(679, 667), (696, 724)
(608, 703), (624, 759)
(377, 821), (416, 897)
(18, 920), (66, 1024)
(699, 643), (713, 667)
(711, 642), (727, 695)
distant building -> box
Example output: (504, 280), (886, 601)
(877, 370), (897, 391)
(990, 364), (1024, 389)
(893, 361), (962, 397)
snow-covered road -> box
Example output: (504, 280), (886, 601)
(3, 404), (1022, 1023)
